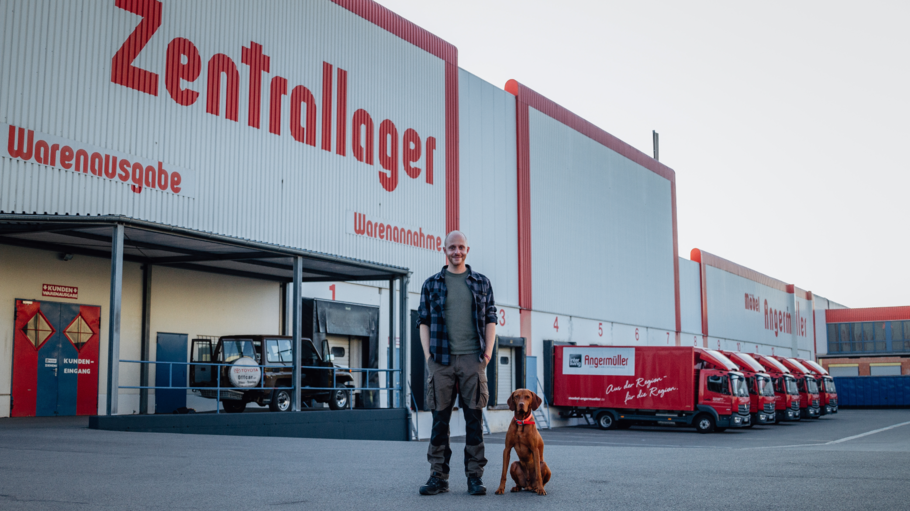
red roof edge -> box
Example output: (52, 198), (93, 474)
(505, 79), (675, 183)
(691, 249), (789, 293)
(330, 0), (457, 63)
(826, 306), (910, 323)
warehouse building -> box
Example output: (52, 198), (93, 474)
(0, 0), (865, 436)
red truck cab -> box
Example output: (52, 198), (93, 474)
(721, 351), (778, 425)
(751, 353), (801, 422)
(553, 346), (751, 433)
(773, 356), (821, 419)
(799, 359), (838, 415)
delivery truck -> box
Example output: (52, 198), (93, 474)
(720, 351), (778, 425)
(799, 358), (838, 415)
(553, 346), (751, 433)
(773, 356), (821, 419)
(750, 353), (801, 422)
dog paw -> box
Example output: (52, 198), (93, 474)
(494, 487), (506, 495)
(510, 486), (521, 492)
(535, 487), (547, 496)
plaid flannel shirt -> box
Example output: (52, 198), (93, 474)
(417, 265), (497, 366)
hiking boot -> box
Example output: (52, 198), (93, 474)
(419, 474), (449, 495)
(467, 476), (486, 495)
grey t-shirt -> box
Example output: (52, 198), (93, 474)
(444, 269), (480, 355)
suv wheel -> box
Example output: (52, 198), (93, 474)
(269, 389), (292, 412)
(329, 388), (350, 410)
(222, 400), (246, 413)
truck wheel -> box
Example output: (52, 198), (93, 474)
(222, 400), (246, 413)
(595, 412), (617, 430)
(694, 413), (715, 433)
(269, 389), (292, 412)
(329, 389), (350, 410)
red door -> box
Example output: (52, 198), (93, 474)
(11, 299), (101, 417)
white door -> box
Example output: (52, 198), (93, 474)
(326, 335), (363, 390)
(497, 347), (514, 406)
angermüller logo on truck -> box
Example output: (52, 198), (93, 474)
(562, 347), (635, 376)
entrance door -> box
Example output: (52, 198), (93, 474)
(12, 299), (101, 417)
(155, 333), (188, 414)
(327, 334), (364, 389)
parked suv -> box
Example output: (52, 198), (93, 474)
(189, 335), (355, 413)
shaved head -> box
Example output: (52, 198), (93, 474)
(444, 230), (468, 247)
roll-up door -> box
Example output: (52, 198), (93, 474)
(497, 347), (515, 405)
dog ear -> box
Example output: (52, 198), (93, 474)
(507, 392), (516, 411)
(531, 392), (543, 411)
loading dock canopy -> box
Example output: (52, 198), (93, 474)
(0, 215), (408, 282)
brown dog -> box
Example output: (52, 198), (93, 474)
(494, 389), (551, 496)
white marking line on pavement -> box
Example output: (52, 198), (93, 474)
(824, 420), (910, 445)
(739, 420), (910, 450)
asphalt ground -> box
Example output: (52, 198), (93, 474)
(1, 409), (909, 510)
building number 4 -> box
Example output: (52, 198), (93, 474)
(553, 317), (559, 332)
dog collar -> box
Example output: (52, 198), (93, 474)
(514, 416), (535, 426)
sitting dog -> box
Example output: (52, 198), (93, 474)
(494, 389), (551, 495)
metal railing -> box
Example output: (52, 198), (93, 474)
(119, 359), (402, 414)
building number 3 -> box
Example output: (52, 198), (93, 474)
(499, 309), (506, 326)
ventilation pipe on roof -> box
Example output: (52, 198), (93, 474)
(652, 130), (659, 161)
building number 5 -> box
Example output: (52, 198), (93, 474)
(598, 323), (603, 337)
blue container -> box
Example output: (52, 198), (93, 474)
(834, 376), (910, 407)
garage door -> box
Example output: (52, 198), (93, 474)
(326, 335), (363, 389)
(870, 364), (901, 376)
(498, 347), (514, 406)
(829, 365), (859, 377)
(12, 299), (101, 417)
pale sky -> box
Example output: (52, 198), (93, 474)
(377, 0), (910, 308)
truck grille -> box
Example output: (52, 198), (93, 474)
(763, 403), (774, 413)
(739, 404), (749, 414)
(812, 399), (819, 407)
(791, 402), (799, 411)
(830, 398), (837, 407)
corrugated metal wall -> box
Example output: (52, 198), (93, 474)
(457, 69), (518, 307)
(0, 0), (449, 291)
(527, 108), (675, 330)
(678, 257), (702, 335)
(705, 265), (807, 353)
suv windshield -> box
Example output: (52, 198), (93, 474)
(222, 339), (257, 363)
(757, 375), (775, 397)
(731, 375), (749, 397)
(824, 378), (836, 393)
(785, 376), (799, 395)
(806, 378), (819, 394)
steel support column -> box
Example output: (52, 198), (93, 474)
(105, 224), (124, 415)
(398, 275), (410, 409)
(292, 256), (302, 412)
(139, 264), (152, 414)
(388, 279), (395, 407)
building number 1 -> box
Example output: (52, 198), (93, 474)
(329, 284), (336, 300)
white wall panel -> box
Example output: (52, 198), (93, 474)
(705, 266), (812, 353)
(647, 327), (676, 347)
(815, 310), (828, 356)
(612, 323), (648, 347)
(0, 0), (450, 292)
(679, 257), (702, 335)
(458, 69), (518, 307)
(527, 108), (675, 330)
(495, 306), (522, 339)
(571, 317), (612, 346)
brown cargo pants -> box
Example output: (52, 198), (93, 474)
(425, 353), (489, 479)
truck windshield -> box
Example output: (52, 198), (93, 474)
(785, 377), (799, 395)
(824, 378), (836, 393)
(730, 375), (749, 397)
(757, 376), (775, 397)
(806, 378), (819, 394)
(222, 339), (257, 363)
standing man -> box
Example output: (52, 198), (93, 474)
(417, 230), (497, 496)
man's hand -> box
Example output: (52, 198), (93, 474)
(420, 324), (432, 364)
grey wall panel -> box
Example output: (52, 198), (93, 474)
(457, 69), (518, 307)
(679, 257), (702, 335)
(527, 108), (675, 330)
